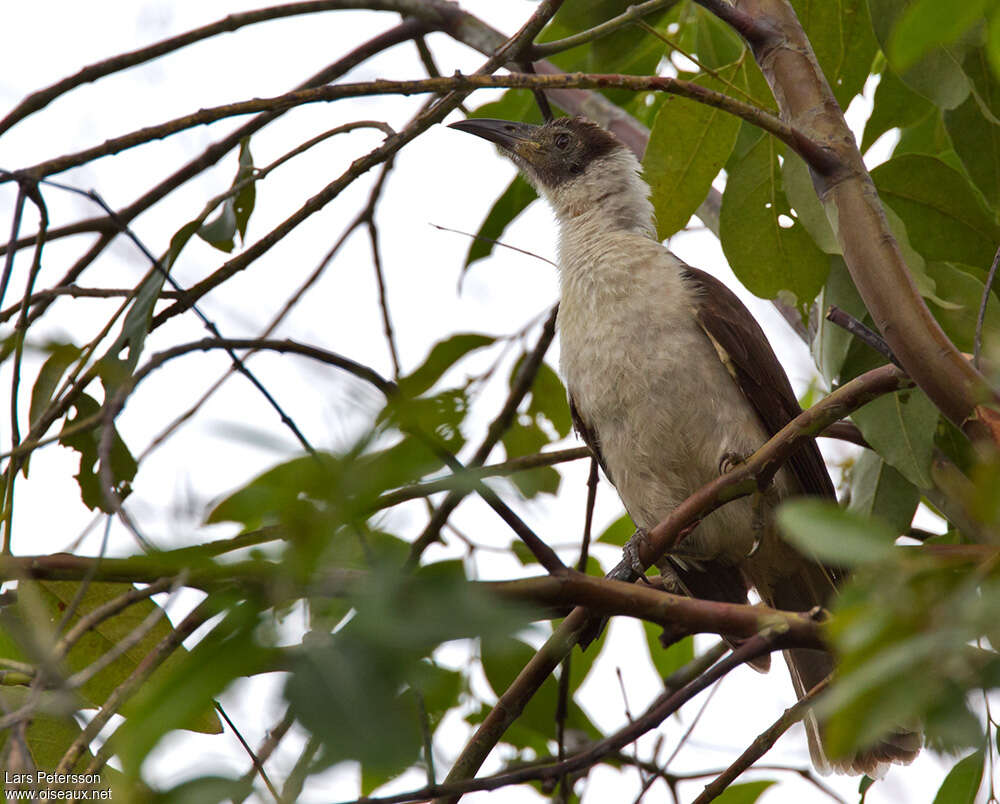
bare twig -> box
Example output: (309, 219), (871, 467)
(975, 245), (1000, 368)
(216, 702), (281, 803)
(825, 305), (900, 367)
(11, 73), (825, 182)
(689, 678), (830, 804)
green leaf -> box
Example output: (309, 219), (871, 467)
(792, 0), (878, 106)
(869, 0), (972, 109)
(198, 137), (256, 252)
(526, 360), (572, 438)
(595, 513), (636, 547)
(932, 750), (985, 804)
(944, 48), (1000, 209)
(291, 565), (532, 771)
(782, 151), (840, 254)
(29, 342), (82, 428)
(479, 635), (599, 752)
(862, 68), (935, 153)
(20, 580), (222, 735)
(693, 7), (745, 68)
(778, 499), (897, 564)
(397, 333), (496, 398)
(848, 449), (919, 535)
(644, 61), (742, 239)
(923, 261), (1000, 354)
(118, 602), (273, 778)
(720, 133), (829, 302)
(871, 154), (1000, 270)
(887, 0), (989, 72)
(150, 775), (254, 804)
(501, 418), (560, 497)
(712, 780), (777, 804)
(812, 256), (867, 384)
(642, 623), (694, 679)
(852, 388), (938, 489)
(0, 687), (94, 771)
(464, 175), (538, 269)
(58, 393), (137, 512)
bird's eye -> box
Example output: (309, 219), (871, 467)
(554, 133), (571, 149)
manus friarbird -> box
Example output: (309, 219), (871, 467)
(448, 115), (920, 777)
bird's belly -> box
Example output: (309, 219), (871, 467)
(561, 312), (769, 564)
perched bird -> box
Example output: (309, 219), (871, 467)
(449, 115), (920, 776)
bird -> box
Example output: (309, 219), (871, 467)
(448, 114), (920, 776)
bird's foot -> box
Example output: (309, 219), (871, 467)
(623, 528), (655, 584)
(718, 450), (746, 475)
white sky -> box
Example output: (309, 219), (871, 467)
(0, 2), (973, 802)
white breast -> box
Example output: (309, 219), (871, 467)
(557, 228), (771, 564)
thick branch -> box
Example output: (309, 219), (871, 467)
(485, 572), (823, 647)
(710, 0), (1000, 437)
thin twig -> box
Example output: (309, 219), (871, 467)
(689, 678), (830, 804)
(975, 245), (1000, 368)
(216, 702), (281, 803)
(825, 306), (900, 367)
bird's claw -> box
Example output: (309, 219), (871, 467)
(623, 527), (650, 578)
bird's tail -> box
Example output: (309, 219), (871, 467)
(763, 554), (922, 777)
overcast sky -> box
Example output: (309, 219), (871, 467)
(0, 2), (961, 802)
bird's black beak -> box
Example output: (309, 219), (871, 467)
(448, 118), (543, 161)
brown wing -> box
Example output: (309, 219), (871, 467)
(680, 265), (835, 501)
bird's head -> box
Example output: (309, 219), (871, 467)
(449, 116), (651, 229)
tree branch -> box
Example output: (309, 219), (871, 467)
(11, 73), (821, 182)
(704, 0), (1000, 439)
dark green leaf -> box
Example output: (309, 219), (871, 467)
(233, 137), (256, 241)
(642, 623), (694, 679)
(778, 499), (896, 564)
(859, 775), (875, 802)
(198, 137), (256, 252)
(720, 133), (829, 302)
(479, 635), (599, 752)
(923, 261), (1000, 354)
(944, 48), (1000, 208)
(792, 0), (878, 106)
(397, 333), (496, 398)
(862, 68), (934, 152)
(502, 418), (560, 497)
(712, 780), (777, 804)
(852, 388), (938, 488)
(524, 360), (572, 438)
(932, 750), (985, 804)
(782, 151), (840, 254)
(693, 7), (744, 68)
(644, 61), (742, 239)
(29, 342), (82, 428)
(848, 450), (919, 535)
(872, 154), (1000, 272)
(464, 175), (538, 269)
(58, 393), (137, 512)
